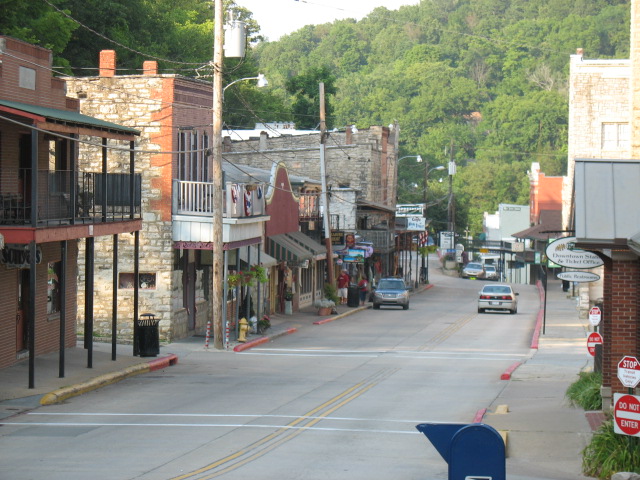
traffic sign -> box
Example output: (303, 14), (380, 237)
(589, 306), (602, 326)
(613, 393), (640, 437)
(617, 356), (640, 388)
(586, 332), (603, 356)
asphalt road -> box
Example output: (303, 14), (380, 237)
(0, 272), (540, 480)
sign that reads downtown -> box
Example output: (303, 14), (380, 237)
(545, 237), (604, 269)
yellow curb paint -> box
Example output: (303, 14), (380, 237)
(40, 363), (150, 405)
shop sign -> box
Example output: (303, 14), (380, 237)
(1, 245), (43, 268)
(545, 236), (603, 269)
(331, 231), (345, 246)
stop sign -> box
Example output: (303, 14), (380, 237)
(618, 356), (640, 388)
(586, 332), (603, 357)
(614, 393), (640, 437)
(589, 306), (601, 326)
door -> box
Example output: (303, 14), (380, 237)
(16, 269), (29, 352)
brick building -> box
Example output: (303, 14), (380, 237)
(568, 1), (640, 410)
(0, 37), (142, 386)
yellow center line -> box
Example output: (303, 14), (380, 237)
(169, 382), (370, 480)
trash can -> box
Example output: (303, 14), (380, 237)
(347, 285), (360, 307)
(138, 313), (160, 357)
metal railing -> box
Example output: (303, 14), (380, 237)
(0, 169), (142, 226)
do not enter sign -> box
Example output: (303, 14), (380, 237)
(614, 393), (640, 437)
(586, 332), (603, 357)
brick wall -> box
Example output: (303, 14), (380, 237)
(601, 255), (640, 409)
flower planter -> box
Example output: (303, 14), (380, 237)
(284, 300), (293, 315)
(317, 306), (333, 316)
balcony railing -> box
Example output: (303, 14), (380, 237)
(358, 229), (395, 251)
(172, 180), (266, 218)
(0, 169), (141, 226)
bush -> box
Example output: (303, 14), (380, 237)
(566, 371), (602, 411)
(324, 283), (339, 304)
(582, 420), (640, 479)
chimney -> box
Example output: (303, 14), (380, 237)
(99, 50), (116, 77)
(143, 60), (158, 75)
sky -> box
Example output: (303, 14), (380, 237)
(235, 0), (420, 41)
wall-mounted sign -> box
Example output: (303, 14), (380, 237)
(1, 245), (43, 268)
(331, 231), (345, 246)
(557, 271), (601, 283)
(545, 236), (604, 269)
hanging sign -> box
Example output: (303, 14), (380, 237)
(545, 237), (603, 269)
(1, 246), (43, 268)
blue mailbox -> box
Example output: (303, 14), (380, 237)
(416, 423), (505, 480)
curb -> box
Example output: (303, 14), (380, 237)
(313, 306), (369, 325)
(233, 328), (298, 352)
(39, 354), (179, 405)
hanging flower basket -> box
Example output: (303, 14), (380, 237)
(227, 265), (269, 288)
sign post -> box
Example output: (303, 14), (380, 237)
(587, 332), (603, 357)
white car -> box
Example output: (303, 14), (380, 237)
(478, 284), (518, 314)
(484, 265), (498, 281)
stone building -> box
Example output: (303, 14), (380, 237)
(64, 50), (271, 344)
(222, 126), (399, 280)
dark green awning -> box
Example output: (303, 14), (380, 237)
(0, 99), (140, 136)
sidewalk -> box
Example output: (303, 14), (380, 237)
(480, 279), (595, 480)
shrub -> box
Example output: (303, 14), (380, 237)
(582, 420), (640, 479)
(566, 371), (602, 411)
(324, 283), (339, 304)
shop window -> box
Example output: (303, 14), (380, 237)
(47, 262), (61, 314)
(119, 272), (156, 289)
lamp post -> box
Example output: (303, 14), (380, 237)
(222, 74), (268, 99)
(417, 159), (446, 284)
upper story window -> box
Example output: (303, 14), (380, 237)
(602, 123), (629, 151)
(19, 66), (36, 90)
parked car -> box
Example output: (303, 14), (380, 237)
(478, 284), (519, 314)
(484, 265), (498, 281)
(461, 262), (485, 279)
(372, 277), (410, 310)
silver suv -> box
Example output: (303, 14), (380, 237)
(372, 278), (410, 310)
(461, 262), (485, 279)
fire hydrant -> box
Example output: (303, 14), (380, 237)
(238, 317), (249, 343)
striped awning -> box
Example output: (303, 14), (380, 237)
(267, 232), (326, 266)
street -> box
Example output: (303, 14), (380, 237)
(0, 269), (540, 480)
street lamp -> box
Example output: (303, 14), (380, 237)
(419, 162), (445, 284)
(222, 74), (268, 99)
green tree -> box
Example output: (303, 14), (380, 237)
(285, 66), (336, 129)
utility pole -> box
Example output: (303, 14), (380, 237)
(319, 83), (335, 286)
(447, 139), (456, 234)
(211, 0), (224, 349)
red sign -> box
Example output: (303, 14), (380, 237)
(614, 393), (640, 437)
(586, 332), (603, 357)
(618, 356), (640, 388)
(589, 306), (602, 326)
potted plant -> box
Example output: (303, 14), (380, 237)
(256, 315), (271, 334)
(283, 289), (293, 315)
(314, 298), (336, 316)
